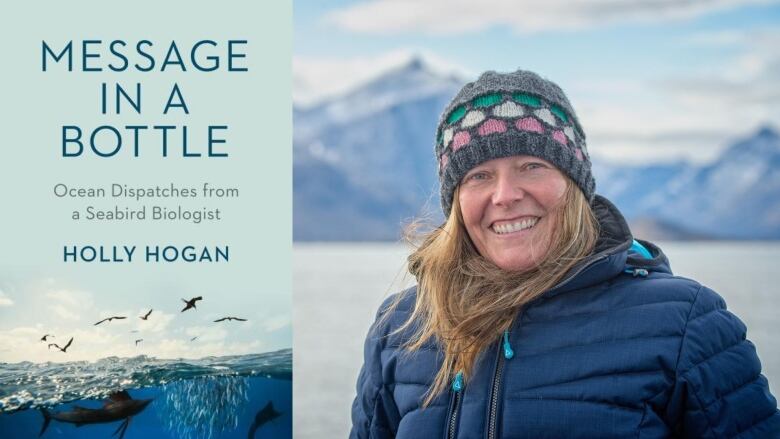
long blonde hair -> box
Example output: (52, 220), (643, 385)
(390, 178), (600, 406)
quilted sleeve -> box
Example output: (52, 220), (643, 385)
(349, 299), (401, 439)
(669, 285), (780, 438)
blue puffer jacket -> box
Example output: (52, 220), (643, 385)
(350, 196), (780, 438)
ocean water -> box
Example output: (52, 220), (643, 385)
(293, 242), (780, 439)
(0, 349), (291, 438)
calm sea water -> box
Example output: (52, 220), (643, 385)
(0, 350), (292, 438)
(293, 242), (780, 439)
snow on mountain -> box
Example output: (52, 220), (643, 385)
(295, 56), (465, 142)
(656, 126), (780, 239)
(293, 56), (464, 240)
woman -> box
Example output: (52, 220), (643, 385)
(350, 69), (779, 438)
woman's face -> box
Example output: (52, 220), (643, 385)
(458, 155), (568, 272)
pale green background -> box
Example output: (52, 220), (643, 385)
(0, 1), (292, 362)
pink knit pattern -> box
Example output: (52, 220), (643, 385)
(440, 153), (449, 171)
(477, 119), (507, 136)
(515, 117), (543, 133)
(575, 148), (584, 161)
(552, 130), (567, 145)
(451, 131), (471, 151)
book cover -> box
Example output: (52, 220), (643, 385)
(0, 2), (292, 438)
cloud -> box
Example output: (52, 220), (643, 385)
(133, 309), (175, 333)
(134, 337), (264, 360)
(564, 27), (780, 163)
(654, 29), (780, 112)
(51, 304), (81, 321)
(45, 289), (93, 308)
(0, 290), (13, 307)
(682, 30), (747, 47)
(184, 325), (228, 342)
(0, 321), (264, 363)
(263, 314), (291, 332)
(41, 287), (92, 322)
(0, 325), (123, 363)
(324, 0), (780, 35)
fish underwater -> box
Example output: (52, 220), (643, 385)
(39, 390), (152, 438)
(248, 401), (281, 438)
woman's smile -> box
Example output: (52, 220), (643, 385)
(489, 216), (540, 234)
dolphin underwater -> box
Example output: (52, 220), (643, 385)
(39, 390), (152, 438)
(248, 401), (282, 438)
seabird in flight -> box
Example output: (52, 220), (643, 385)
(94, 316), (127, 326)
(214, 317), (248, 323)
(49, 337), (73, 353)
(181, 296), (203, 312)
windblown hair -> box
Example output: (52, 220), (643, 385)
(390, 178), (600, 406)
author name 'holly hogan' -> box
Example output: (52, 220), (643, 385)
(63, 245), (228, 263)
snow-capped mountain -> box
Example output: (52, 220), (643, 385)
(293, 56), (464, 240)
(580, 127), (779, 240)
(294, 59), (780, 241)
(655, 127), (780, 239)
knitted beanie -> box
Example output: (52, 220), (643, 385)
(435, 69), (594, 216)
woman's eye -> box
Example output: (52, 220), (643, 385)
(466, 172), (488, 181)
(525, 162), (545, 170)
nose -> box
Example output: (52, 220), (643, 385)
(491, 173), (524, 207)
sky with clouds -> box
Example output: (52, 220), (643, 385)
(294, 0), (780, 163)
(0, 262), (290, 364)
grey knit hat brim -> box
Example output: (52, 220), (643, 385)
(441, 130), (595, 215)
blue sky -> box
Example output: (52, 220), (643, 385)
(294, 0), (780, 163)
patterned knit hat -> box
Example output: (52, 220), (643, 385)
(436, 69), (594, 216)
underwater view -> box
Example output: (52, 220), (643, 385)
(0, 349), (291, 438)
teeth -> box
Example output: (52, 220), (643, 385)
(492, 218), (539, 234)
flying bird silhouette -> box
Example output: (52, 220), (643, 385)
(181, 296), (202, 312)
(49, 337), (73, 353)
(190, 336), (199, 342)
(40, 334), (54, 342)
(139, 309), (153, 320)
(214, 317), (248, 323)
(135, 339), (143, 346)
(94, 316), (127, 326)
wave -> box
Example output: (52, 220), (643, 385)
(0, 348), (291, 413)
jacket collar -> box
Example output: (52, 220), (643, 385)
(542, 195), (672, 299)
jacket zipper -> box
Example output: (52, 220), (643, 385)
(447, 390), (462, 439)
(447, 373), (464, 439)
(483, 254), (611, 439)
(486, 340), (505, 439)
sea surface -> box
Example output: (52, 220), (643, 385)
(293, 242), (780, 439)
(0, 349), (291, 438)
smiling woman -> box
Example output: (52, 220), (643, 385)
(458, 156), (569, 272)
(350, 69), (780, 438)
